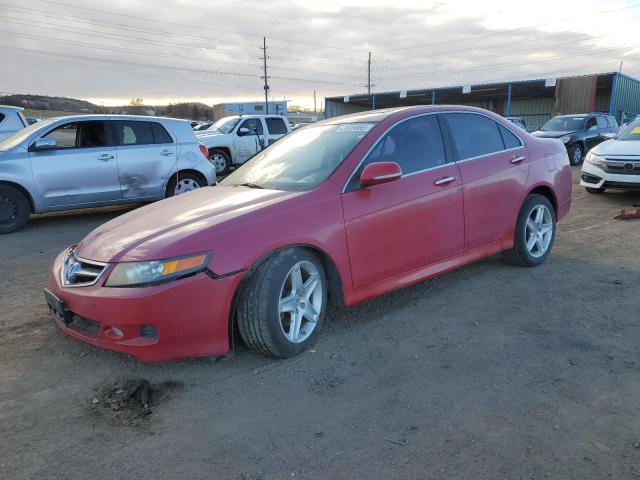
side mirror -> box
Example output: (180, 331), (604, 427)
(33, 137), (57, 151)
(360, 162), (402, 187)
(238, 127), (251, 136)
(603, 132), (617, 139)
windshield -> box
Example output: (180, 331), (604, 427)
(0, 118), (56, 151)
(209, 117), (240, 134)
(221, 122), (376, 191)
(617, 119), (640, 141)
(541, 117), (585, 132)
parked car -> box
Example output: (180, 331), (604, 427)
(193, 122), (212, 131)
(505, 116), (527, 131)
(0, 105), (28, 140)
(44, 105), (571, 362)
(26, 116), (40, 125)
(580, 117), (640, 193)
(0, 115), (217, 233)
(532, 113), (618, 166)
(195, 114), (291, 175)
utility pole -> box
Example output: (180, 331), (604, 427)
(313, 90), (317, 113)
(260, 37), (270, 114)
(367, 51), (372, 94)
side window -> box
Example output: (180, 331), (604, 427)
(44, 121), (107, 149)
(239, 118), (264, 135)
(608, 116), (618, 128)
(596, 116), (608, 129)
(265, 117), (288, 135)
(498, 124), (522, 149)
(151, 123), (173, 144)
(445, 113), (505, 160)
(0, 113), (5, 125)
(365, 115), (446, 175)
(585, 117), (597, 131)
(113, 121), (154, 146)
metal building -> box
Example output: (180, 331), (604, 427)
(213, 100), (288, 120)
(325, 72), (640, 130)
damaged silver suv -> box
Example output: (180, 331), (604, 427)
(0, 115), (217, 233)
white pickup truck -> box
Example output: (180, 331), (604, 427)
(195, 114), (291, 174)
(0, 106), (28, 140)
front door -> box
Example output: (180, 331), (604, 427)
(342, 114), (464, 288)
(443, 112), (530, 250)
(29, 120), (121, 207)
(111, 120), (178, 199)
(233, 118), (264, 164)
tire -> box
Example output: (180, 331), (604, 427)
(237, 248), (328, 358)
(503, 194), (556, 267)
(0, 185), (30, 234)
(568, 144), (583, 166)
(165, 172), (205, 198)
(585, 187), (605, 194)
(209, 149), (231, 176)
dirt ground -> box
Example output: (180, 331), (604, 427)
(1, 168), (640, 480)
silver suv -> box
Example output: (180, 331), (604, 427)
(0, 115), (217, 233)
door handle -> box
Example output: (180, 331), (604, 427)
(160, 150), (174, 156)
(434, 176), (456, 186)
(97, 154), (114, 161)
(510, 155), (526, 164)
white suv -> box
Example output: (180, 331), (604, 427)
(0, 115), (217, 233)
(581, 118), (640, 193)
(195, 115), (291, 174)
(0, 105), (28, 140)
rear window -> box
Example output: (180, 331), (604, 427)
(266, 117), (288, 135)
(445, 113), (506, 160)
(151, 123), (173, 143)
(499, 124), (523, 149)
(596, 116), (608, 129)
(113, 121), (173, 146)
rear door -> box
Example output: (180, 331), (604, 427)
(443, 112), (530, 250)
(342, 114), (464, 288)
(29, 120), (121, 207)
(111, 120), (177, 199)
(584, 116), (600, 151)
(265, 117), (289, 145)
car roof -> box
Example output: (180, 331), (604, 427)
(0, 105), (25, 112)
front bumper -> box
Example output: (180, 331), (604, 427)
(580, 162), (640, 190)
(47, 249), (242, 362)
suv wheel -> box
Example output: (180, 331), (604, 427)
(568, 144), (583, 166)
(237, 248), (327, 358)
(503, 194), (556, 267)
(166, 172), (205, 197)
(0, 185), (30, 234)
(210, 149), (231, 176)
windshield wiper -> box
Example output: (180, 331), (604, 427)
(233, 182), (267, 189)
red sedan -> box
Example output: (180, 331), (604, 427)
(45, 106), (572, 361)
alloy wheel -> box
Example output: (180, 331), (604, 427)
(524, 204), (553, 258)
(174, 178), (201, 195)
(211, 153), (227, 173)
(278, 260), (323, 344)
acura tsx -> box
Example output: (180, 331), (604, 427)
(45, 106), (572, 361)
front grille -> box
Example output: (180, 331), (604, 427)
(604, 158), (640, 175)
(61, 248), (108, 287)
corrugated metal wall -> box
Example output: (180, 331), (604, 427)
(508, 97), (555, 131)
(325, 99), (369, 118)
(611, 73), (640, 123)
(554, 76), (597, 115)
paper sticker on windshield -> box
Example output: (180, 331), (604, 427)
(631, 127), (640, 134)
(335, 123), (374, 132)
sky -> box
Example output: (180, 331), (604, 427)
(1, 0), (639, 109)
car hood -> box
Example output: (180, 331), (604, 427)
(194, 130), (225, 137)
(75, 186), (301, 263)
(531, 130), (577, 138)
(592, 139), (640, 156)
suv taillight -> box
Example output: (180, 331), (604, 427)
(199, 143), (210, 160)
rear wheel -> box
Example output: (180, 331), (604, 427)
(503, 194), (556, 267)
(210, 149), (231, 176)
(237, 248), (327, 358)
(0, 185), (30, 234)
(568, 144), (583, 166)
(585, 187), (605, 194)
(165, 172), (205, 197)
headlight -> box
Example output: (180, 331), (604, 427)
(105, 252), (211, 287)
(559, 136), (571, 143)
(585, 151), (606, 167)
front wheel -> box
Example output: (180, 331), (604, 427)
(209, 149), (231, 176)
(568, 144), (583, 166)
(503, 194), (556, 267)
(165, 172), (205, 197)
(0, 185), (30, 234)
(237, 248), (327, 358)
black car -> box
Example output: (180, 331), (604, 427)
(532, 113), (618, 165)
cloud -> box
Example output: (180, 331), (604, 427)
(0, 0), (638, 108)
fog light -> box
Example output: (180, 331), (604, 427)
(109, 327), (124, 338)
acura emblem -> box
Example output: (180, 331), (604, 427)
(65, 257), (82, 281)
